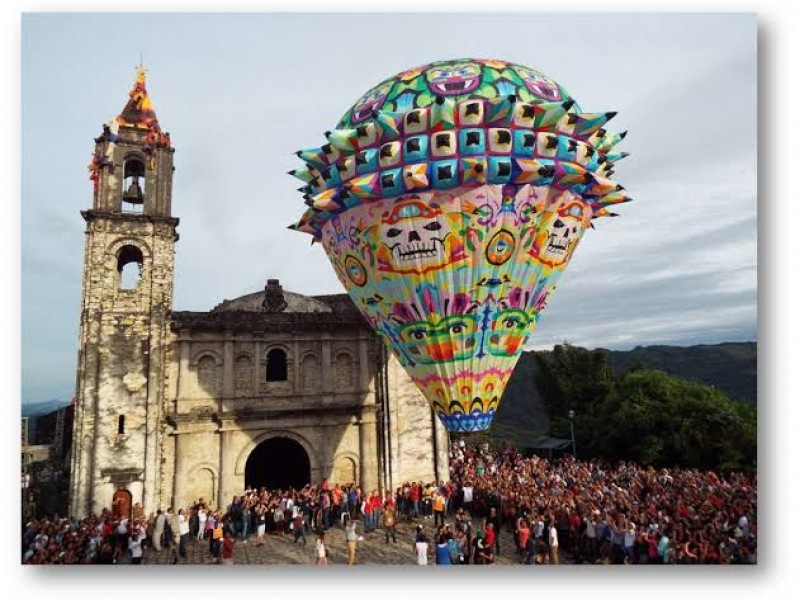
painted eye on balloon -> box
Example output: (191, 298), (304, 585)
(450, 324), (464, 334)
(486, 229), (516, 266)
(554, 219), (564, 228)
(343, 255), (367, 287)
(423, 221), (442, 231)
(386, 228), (402, 238)
(412, 330), (427, 340)
(503, 318), (521, 329)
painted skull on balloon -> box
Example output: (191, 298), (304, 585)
(529, 191), (591, 268)
(425, 61), (483, 96)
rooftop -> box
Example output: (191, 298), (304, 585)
(172, 279), (367, 333)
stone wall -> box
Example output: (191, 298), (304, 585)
(168, 411), (366, 510)
(70, 208), (176, 517)
(385, 353), (450, 488)
(165, 327), (381, 508)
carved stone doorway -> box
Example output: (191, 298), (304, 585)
(245, 437), (310, 491)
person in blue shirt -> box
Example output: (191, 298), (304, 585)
(435, 534), (452, 565)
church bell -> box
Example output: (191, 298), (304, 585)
(123, 176), (144, 203)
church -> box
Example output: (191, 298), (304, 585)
(68, 69), (449, 519)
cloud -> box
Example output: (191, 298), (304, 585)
(20, 13), (757, 403)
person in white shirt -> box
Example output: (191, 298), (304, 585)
(585, 513), (598, 562)
(315, 531), (328, 565)
(197, 507), (207, 540)
(178, 509), (190, 561)
(738, 515), (749, 534)
(152, 510), (166, 552)
(534, 518), (545, 540)
(624, 519), (636, 562)
(548, 520), (559, 564)
(128, 533), (143, 564)
(344, 515), (358, 565)
(462, 484), (474, 512)
(415, 533), (430, 565)
(273, 504), (285, 534)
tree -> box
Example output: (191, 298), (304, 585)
(591, 369), (756, 471)
(532, 343), (616, 457)
(532, 343), (615, 417)
(532, 346), (757, 471)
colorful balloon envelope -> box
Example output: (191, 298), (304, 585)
(290, 59), (631, 432)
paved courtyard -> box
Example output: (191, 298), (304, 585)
(140, 519), (535, 566)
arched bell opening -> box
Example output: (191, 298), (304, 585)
(122, 157), (146, 213)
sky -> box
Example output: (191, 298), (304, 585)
(20, 12), (757, 406)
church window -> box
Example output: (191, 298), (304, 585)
(117, 415), (125, 435)
(117, 244), (143, 290)
(266, 348), (288, 382)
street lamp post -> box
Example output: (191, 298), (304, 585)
(568, 410), (577, 458)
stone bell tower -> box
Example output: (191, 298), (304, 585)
(69, 67), (177, 518)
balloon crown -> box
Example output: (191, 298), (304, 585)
(289, 59), (630, 238)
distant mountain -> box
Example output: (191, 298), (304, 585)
(492, 342), (757, 446)
(22, 399), (71, 418)
(606, 342), (757, 406)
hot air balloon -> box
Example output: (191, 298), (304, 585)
(289, 59), (630, 432)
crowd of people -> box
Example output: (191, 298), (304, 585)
(21, 441), (757, 565)
(443, 441), (757, 565)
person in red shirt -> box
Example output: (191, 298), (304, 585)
(517, 519), (531, 563)
(362, 491), (378, 533)
(484, 522), (496, 554)
(369, 491), (382, 517)
(332, 485), (342, 522)
(569, 511), (582, 555)
(410, 482), (421, 518)
(102, 518), (114, 540)
(221, 531), (235, 565)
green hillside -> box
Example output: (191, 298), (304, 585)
(606, 342), (757, 406)
(490, 341), (757, 447)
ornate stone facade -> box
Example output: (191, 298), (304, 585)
(69, 72), (448, 518)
